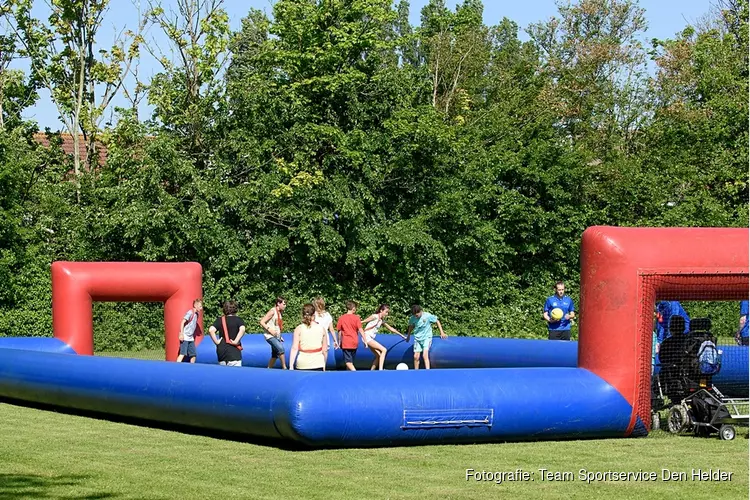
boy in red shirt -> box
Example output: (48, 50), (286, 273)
(336, 301), (366, 371)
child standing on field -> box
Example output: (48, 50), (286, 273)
(336, 301), (366, 371)
(405, 304), (447, 370)
(289, 304), (328, 371)
(260, 297), (288, 369)
(208, 301), (246, 367)
(361, 304), (405, 370)
(176, 299), (203, 363)
(313, 296), (338, 351)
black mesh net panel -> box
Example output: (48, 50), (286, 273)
(643, 274), (749, 427)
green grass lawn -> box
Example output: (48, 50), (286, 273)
(0, 402), (747, 500)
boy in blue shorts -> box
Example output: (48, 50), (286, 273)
(177, 299), (203, 363)
(406, 304), (447, 370)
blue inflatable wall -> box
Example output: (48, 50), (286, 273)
(194, 333), (579, 370)
(0, 347), (636, 446)
(0, 335), (745, 447)
(0, 337), (76, 354)
(194, 333), (747, 397)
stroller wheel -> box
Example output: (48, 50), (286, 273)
(651, 411), (661, 431)
(668, 405), (688, 434)
(719, 425), (736, 441)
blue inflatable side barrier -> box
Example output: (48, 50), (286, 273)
(0, 347), (633, 446)
(194, 333), (579, 370)
(0, 335), (745, 446)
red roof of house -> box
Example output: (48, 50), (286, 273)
(33, 132), (108, 166)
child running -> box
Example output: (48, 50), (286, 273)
(289, 304), (328, 371)
(361, 304), (405, 370)
(313, 296), (338, 350)
(260, 297), (288, 369)
(336, 301), (366, 371)
(405, 304), (447, 370)
(176, 298), (202, 363)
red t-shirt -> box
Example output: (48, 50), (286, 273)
(336, 313), (362, 350)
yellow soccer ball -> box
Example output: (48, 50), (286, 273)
(550, 308), (564, 321)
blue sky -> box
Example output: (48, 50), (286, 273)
(14, 0), (711, 130)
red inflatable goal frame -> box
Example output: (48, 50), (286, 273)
(579, 226), (748, 434)
(51, 262), (202, 361)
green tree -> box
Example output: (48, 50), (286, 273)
(418, 0), (491, 120)
(2, 0), (145, 187)
(644, 0), (749, 227)
(527, 0), (649, 155)
(0, 21), (36, 130)
(146, 0), (231, 155)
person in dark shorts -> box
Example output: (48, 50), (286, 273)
(208, 301), (246, 367)
(336, 301), (366, 371)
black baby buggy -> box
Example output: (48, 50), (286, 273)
(655, 318), (748, 439)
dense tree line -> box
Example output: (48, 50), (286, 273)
(0, 0), (747, 351)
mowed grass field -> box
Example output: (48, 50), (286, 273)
(0, 401), (747, 500)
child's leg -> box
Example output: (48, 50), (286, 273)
(423, 345), (431, 369)
(344, 349), (357, 371)
(368, 340), (387, 370)
(267, 357), (277, 368)
(413, 338), (426, 369)
(271, 338), (287, 369)
(377, 345), (387, 370)
(187, 342), (196, 364)
(369, 346), (378, 370)
(176, 340), (189, 363)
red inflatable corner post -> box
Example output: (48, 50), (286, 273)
(579, 227), (748, 435)
(51, 262), (203, 361)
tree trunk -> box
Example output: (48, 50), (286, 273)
(72, 130), (81, 203)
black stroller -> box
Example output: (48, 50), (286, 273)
(656, 319), (713, 402)
(654, 318), (746, 439)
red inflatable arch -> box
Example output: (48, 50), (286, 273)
(579, 226), (748, 434)
(51, 262), (203, 361)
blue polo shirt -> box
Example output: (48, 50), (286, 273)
(740, 301), (748, 339)
(544, 295), (575, 331)
(655, 301), (690, 344)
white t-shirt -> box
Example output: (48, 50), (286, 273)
(182, 309), (199, 341)
(315, 311), (334, 347)
(314, 311), (333, 332)
(364, 316), (383, 339)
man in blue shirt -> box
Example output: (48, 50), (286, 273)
(655, 301), (690, 347)
(737, 300), (748, 346)
(543, 281), (576, 341)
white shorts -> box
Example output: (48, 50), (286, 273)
(365, 333), (377, 345)
(219, 360), (242, 367)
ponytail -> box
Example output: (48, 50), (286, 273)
(302, 303), (315, 326)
